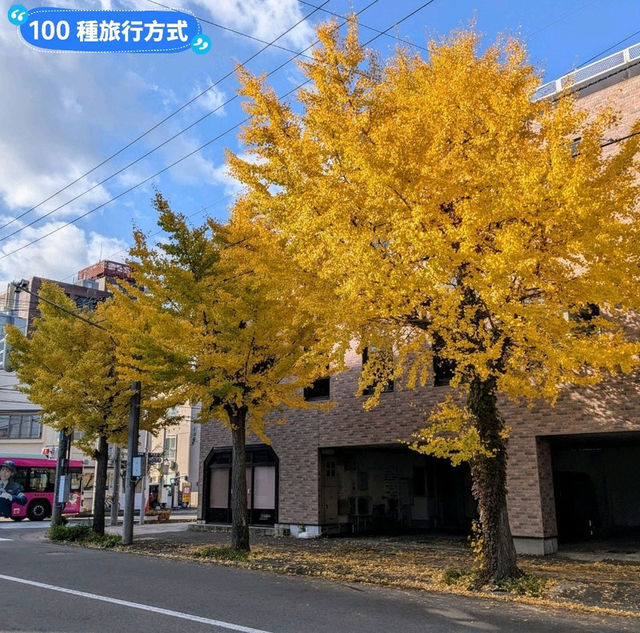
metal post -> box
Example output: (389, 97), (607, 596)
(160, 427), (166, 507)
(122, 381), (141, 545)
(90, 448), (99, 517)
(110, 445), (121, 527)
(51, 428), (71, 526)
(139, 431), (151, 525)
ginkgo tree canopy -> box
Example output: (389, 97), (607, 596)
(229, 26), (640, 403)
(227, 21), (640, 580)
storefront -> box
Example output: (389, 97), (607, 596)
(203, 444), (278, 525)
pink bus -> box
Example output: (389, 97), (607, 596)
(0, 454), (83, 521)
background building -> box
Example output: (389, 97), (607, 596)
(0, 261), (122, 510)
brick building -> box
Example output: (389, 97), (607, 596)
(198, 44), (640, 555)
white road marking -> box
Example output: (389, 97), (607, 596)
(0, 574), (274, 633)
(0, 537), (12, 541)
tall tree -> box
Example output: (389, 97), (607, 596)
(7, 283), (170, 534)
(109, 193), (341, 551)
(228, 22), (640, 580)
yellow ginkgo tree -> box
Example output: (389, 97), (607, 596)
(109, 193), (342, 551)
(6, 283), (172, 534)
(228, 22), (640, 580)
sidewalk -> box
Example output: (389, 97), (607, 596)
(75, 508), (197, 526)
(113, 529), (640, 618)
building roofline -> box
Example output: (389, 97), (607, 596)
(533, 42), (640, 101)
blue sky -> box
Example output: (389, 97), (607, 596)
(1, 0), (639, 286)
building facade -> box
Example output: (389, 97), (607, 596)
(198, 44), (640, 555)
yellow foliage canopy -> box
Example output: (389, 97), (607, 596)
(6, 283), (169, 453)
(109, 193), (343, 440)
(229, 24), (640, 405)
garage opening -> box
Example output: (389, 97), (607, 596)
(319, 445), (475, 535)
(551, 433), (640, 542)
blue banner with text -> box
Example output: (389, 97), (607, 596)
(16, 7), (208, 53)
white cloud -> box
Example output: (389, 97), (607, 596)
(0, 222), (130, 288)
(185, 0), (317, 49)
(209, 162), (244, 197)
(191, 80), (227, 115)
(0, 23), (170, 219)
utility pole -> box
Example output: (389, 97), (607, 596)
(160, 427), (167, 507)
(122, 381), (141, 545)
(138, 430), (151, 525)
(110, 445), (121, 526)
(51, 428), (71, 526)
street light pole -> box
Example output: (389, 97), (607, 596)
(110, 445), (121, 527)
(51, 428), (71, 526)
(139, 430), (150, 525)
(122, 381), (141, 545)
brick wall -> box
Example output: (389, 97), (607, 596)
(199, 342), (640, 538)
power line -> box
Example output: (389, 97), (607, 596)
(600, 130), (640, 148)
(151, 0), (431, 55)
(0, 0), (381, 246)
(0, 0), (438, 262)
(0, 0), (331, 233)
(147, 0), (307, 57)
(527, 0), (599, 37)
(0, 0), (368, 244)
(57, 194), (234, 283)
(297, 0), (431, 53)
(580, 28), (640, 67)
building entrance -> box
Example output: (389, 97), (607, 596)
(319, 445), (475, 534)
(551, 433), (640, 542)
(203, 444), (278, 525)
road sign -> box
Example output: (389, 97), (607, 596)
(147, 452), (163, 465)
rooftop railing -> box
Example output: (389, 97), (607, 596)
(533, 42), (640, 101)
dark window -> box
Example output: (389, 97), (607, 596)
(432, 335), (456, 387)
(13, 466), (28, 491)
(361, 347), (394, 394)
(325, 460), (336, 478)
(570, 137), (582, 158)
(29, 467), (55, 493)
(206, 446), (277, 526)
(304, 377), (330, 401)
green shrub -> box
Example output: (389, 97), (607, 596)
(48, 524), (91, 542)
(442, 568), (463, 585)
(47, 524), (121, 548)
(192, 546), (250, 562)
(497, 574), (549, 598)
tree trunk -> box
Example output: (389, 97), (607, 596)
(92, 434), (109, 535)
(229, 407), (250, 552)
(467, 377), (521, 583)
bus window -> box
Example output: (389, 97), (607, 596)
(13, 466), (28, 490)
(29, 467), (55, 493)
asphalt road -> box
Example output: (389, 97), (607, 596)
(0, 522), (638, 633)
